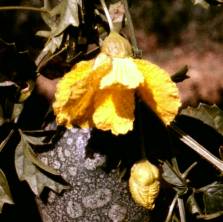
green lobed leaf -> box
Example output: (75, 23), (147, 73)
(15, 131), (68, 196)
(181, 103), (223, 136)
(161, 161), (188, 195)
(0, 169), (14, 213)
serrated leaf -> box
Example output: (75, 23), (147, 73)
(15, 132), (68, 196)
(0, 169), (14, 213)
(181, 103), (223, 136)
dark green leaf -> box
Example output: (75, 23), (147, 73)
(171, 65), (189, 83)
(0, 169), (14, 213)
(181, 103), (223, 136)
(199, 182), (223, 214)
(187, 193), (202, 215)
(15, 132), (68, 196)
(161, 161), (187, 195)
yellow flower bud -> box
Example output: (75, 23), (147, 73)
(101, 32), (133, 58)
(129, 160), (160, 210)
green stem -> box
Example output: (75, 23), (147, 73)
(100, 0), (114, 31)
(0, 6), (49, 14)
(122, 0), (141, 58)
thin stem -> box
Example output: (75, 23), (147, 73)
(137, 102), (147, 159)
(122, 0), (141, 58)
(165, 194), (178, 222)
(100, 0), (114, 31)
(177, 197), (186, 222)
(0, 6), (49, 14)
(170, 123), (223, 172)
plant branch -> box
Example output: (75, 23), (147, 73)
(100, 0), (114, 31)
(170, 122), (223, 172)
(0, 6), (49, 14)
(122, 0), (141, 58)
(178, 197), (186, 222)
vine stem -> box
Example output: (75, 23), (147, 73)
(0, 6), (49, 14)
(170, 122), (223, 172)
(99, 0), (114, 31)
(122, 0), (141, 58)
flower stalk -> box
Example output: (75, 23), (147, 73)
(100, 0), (114, 31)
(0, 6), (49, 14)
(122, 0), (141, 58)
(170, 123), (223, 172)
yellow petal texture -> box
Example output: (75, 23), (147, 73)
(53, 59), (111, 128)
(135, 59), (181, 125)
(100, 57), (144, 89)
(129, 160), (160, 210)
(93, 87), (135, 135)
(54, 60), (94, 108)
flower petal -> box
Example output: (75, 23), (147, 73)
(93, 87), (135, 135)
(53, 60), (94, 108)
(53, 60), (111, 128)
(100, 58), (144, 89)
(135, 59), (181, 125)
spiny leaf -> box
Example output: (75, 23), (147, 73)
(0, 169), (14, 213)
(181, 103), (223, 136)
(15, 132), (68, 196)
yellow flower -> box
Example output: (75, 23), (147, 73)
(53, 32), (181, 135)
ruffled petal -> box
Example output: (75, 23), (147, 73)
(100, 58), (144, 89)
(135, 59), (181, 125)
(93, 87), (135, 135)
(53, 60), (111, 128)
(53, 60), (94, 109)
